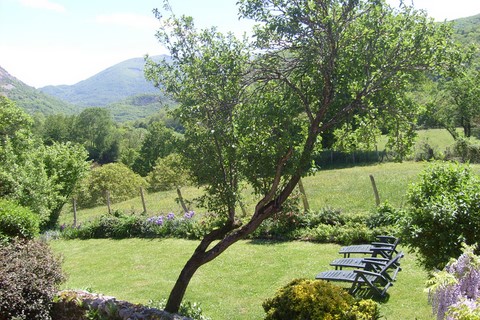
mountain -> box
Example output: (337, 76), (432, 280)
(40, 55), (167, 107)
(453, 13), (480, 46)
(0, 66), (77, 115)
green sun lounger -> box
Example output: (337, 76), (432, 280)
(315, 252), (403, 297)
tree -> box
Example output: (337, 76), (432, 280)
(41, 142), (90, 228)
(445, 68), (480, 138)
(147, 153), (192, 212)
(0, 97), (89, 228)
(146, 0), (461, 313)
(72, 108), (120, 164)
(75, 163), (147, 208)
(132, 121), (177, 176)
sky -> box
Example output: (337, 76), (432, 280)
(1, 0), (480, 88)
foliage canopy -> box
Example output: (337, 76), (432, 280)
(146, 0), (465, 312)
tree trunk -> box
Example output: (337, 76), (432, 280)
(165, 173), (301, 313)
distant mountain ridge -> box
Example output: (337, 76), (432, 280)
(39, 55), (167, 107)
(0, 65), (77, 115)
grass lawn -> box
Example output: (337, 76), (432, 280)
(50, 238), (433, 320)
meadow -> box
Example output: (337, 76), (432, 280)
(52, 129), (477, 319)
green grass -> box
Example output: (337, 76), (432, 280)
(61, 161), (429, 226)
(50, 239), (432, 319)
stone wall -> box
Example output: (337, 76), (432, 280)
(52, 290), (191, 320)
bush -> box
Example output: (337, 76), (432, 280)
(75, 163), (147, 208)
(148, 299), (211, 320)
(263, 279), (380, 320)
(60, 210), (205, 240)
(0, 199), (40, 241)
(452, 137), (480, 163)
(400, 161), (480, 270)
(0, 239), (65, 319)
(367, 202), (404, 234)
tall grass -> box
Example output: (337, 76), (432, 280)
(50, 239), (432, 320)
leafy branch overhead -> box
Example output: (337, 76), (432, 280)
(145, 0), (467, 313)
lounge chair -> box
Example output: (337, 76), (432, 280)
(338, 235), (400, 258)
(315, 252), (404, 297)
(330, 256), (390, 271)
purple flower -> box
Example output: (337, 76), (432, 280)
(167, 212), (175, 220)
(155, 216), (164, 226)
(184, 211), (195, 219)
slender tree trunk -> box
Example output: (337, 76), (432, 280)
(165, 174), (301, 313)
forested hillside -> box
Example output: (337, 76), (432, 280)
(453, 13), (480, 47)
(0, 66), (77, 115)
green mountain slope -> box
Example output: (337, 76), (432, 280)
(39, 56), (167, 107)
(105, 93), (175, 123)
(0, 66), (77, 115)
(453, 13), (480, 46)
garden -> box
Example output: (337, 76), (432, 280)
(4, 0), (480, 319)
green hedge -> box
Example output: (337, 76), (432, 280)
(0, 199), (40, 242)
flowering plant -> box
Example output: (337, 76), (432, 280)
(427, 244), (480, 320)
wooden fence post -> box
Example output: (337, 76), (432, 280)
(72, 198), (77, 227)
(369, 174), (381, 206)
(298, 178), (310, 212)
(140, 187), (147, 214)
(106, 190), (111, 215)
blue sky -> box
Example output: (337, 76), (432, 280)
(1, 0), (480, 88)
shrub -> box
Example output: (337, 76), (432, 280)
(0, 239), (65, 319)
(400, 161), (480, 270)
(75, 163), (148, 208)
(148, 299), (211, 320)
(453, 137), (480, 163)
(60, 210), (205, 240)
(427, 244), (480, 320)
(0, 199), (40, 241)
(262, 279), (380, 320)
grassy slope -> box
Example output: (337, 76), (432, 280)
(60, 161), (427, 226)
(50, 239), (431, 320)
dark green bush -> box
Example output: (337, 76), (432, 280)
(452, 137), (480, 163)
(367, 201), (403, 230)
(0, 199), (40, 241)
(0, 239), (65, 319)
(263, 279), (380, 320)
(400, 161), (480, 270)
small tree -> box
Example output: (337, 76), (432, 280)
(146, 0), (463, 312)
(401, 162), (480, 270)
(147, 153), (191, 212)
(75, 163), (148, 208)
(0, 97), (89, 228)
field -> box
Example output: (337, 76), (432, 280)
(54, 159), (464, 319)
(52, 129), (480, 319)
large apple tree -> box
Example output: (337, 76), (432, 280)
(145, 0), (462, 313)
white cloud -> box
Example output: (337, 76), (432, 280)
(96, 13), (159, 30)
(19, 0), (66, 13)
